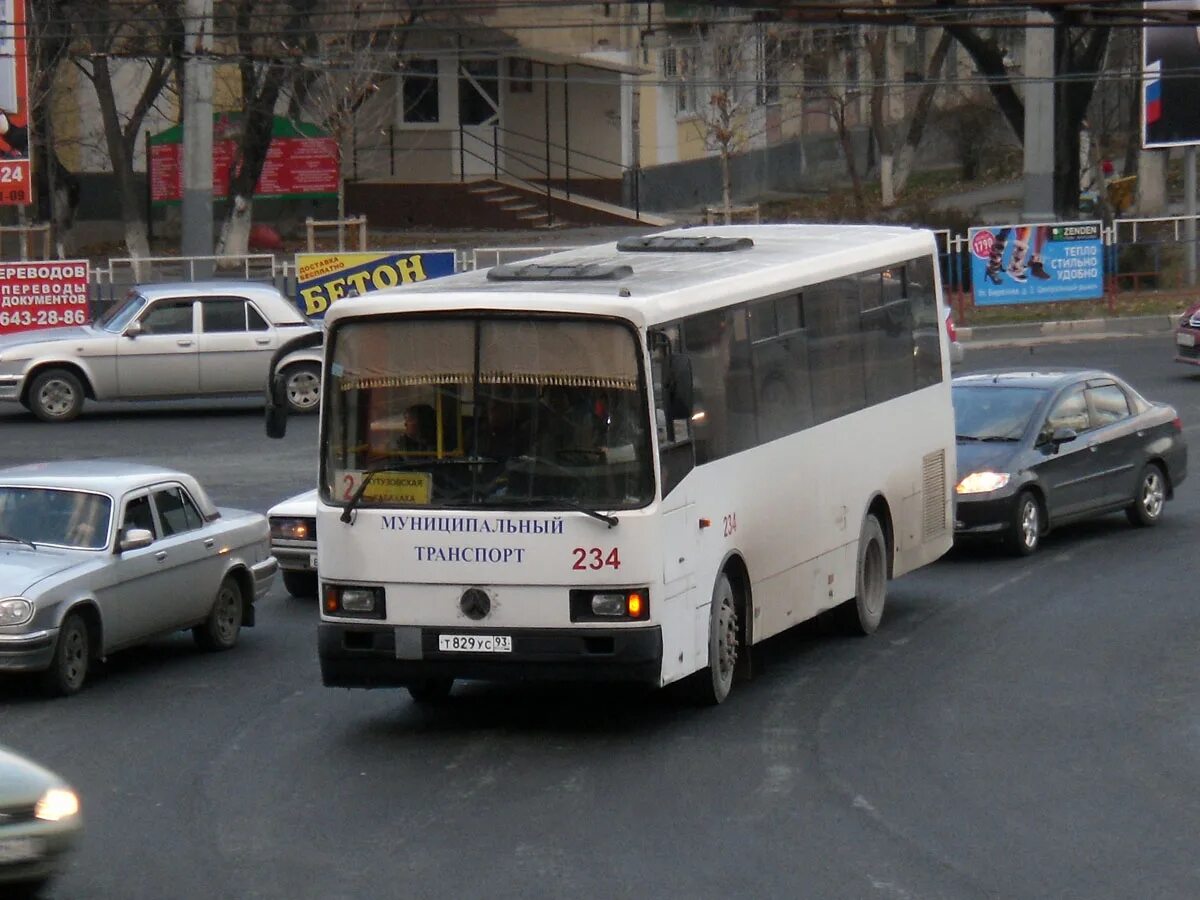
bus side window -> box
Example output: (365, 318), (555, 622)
(908, 255), (944, 388)
(650, 325), (694, 498)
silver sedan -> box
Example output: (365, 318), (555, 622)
(0, 280), (322, 422)
(0, 460), (277, 695)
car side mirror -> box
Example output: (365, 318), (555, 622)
(119, 527), (153, 552)
(1039, 426), (1079, 453)
(123, 322), (142, 338)
(265, 373), (289, 439)
(666, 354), (694, 420)
(1051, 427), (1078, 445)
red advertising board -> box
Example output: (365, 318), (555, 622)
(149, 116), (339, 203)
(0, 260), (91, 335)
(0, 0), (32, 205)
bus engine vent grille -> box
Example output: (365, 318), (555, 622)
(921, 450), (947, 539)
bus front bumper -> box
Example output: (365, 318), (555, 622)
(318, 622), (663, 688)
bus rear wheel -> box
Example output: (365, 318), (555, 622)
(837, 514), (887, 635)
(688, 573), (739, 706)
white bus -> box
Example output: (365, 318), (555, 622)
(268, 225), (955, 705)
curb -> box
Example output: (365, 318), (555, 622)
(957, 314), (1180, 344)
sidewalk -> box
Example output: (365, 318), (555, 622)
(957, 314), (1180, 348)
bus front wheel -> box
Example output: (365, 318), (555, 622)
(688, 573), (739, 706)
(838, 514), (887, 635)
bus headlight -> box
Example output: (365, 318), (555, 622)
(571, 589), (649, 622)
(323, 584), (385, 619)
(955, 471), (1011, 495)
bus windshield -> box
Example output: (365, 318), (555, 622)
(322, 315), (654, 511)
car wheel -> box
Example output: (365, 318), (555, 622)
(194, 576), (243, 651)
(1007, 490), (1042, 556)
(407, 678), (454, 704)
(1126, 463), (1166, 527)
(837, 514), (888, 635)
(282, 570), (318, 598)
(39, 612), (90, 697)
(686, 573), (739, 706)
(28, 368), (85, 423)
(283, 363), (320, 414)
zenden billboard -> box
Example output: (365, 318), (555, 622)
(968, 222), (1104, 305)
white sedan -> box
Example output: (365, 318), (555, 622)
(0, 460), (277, 695)
(0, 280), (322, 422)
(268, 489), (318, 598)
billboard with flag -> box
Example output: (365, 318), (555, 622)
(1143, 1), (1200, 148)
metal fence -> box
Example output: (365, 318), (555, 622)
(79, 219), (1200, 321)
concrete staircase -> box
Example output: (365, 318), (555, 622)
(466, 178), (673, 229)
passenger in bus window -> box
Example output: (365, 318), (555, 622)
(478, 391), (529, 460)
(397, 404), (437, 453)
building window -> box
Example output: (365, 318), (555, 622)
(675, 47), (697, 115)
(756, 32), (780, 106)
(509, 57), (533, 93)
(402, 58), (440, 124)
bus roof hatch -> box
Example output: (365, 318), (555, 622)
(487, 262), (633, 281)
(616, 235), (754, 253)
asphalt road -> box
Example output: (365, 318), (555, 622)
(2, 335), (1198, 900)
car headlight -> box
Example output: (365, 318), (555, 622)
(35, 787), (80, 822)
(0, 597), (34, 626)
(955, 471), (1012, 495)
(270, 517), (314, 541)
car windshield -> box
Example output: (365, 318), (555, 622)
(0, 487), (112, 550)
(952, 385), (1049, 441)
(323, 315), (654, 510)
(95, 292), (147, 333)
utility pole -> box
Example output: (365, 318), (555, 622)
(1023, 9), (1056, 222)
(1186, 147), (1196, 286)
(182, 0), (214, 262)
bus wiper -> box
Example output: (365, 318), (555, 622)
(497, 496), (618, 529)
(980, 435), (1020, 442)
(955, 434), (983, 442)
(0, 532), (37, 551)
(339, 456), (497, 524)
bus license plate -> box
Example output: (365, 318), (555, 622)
(438, 634), (512, 653)
(0, 836), (42, 864)
(308, 553), (319, 569)
(1177, 331), (1196, 347)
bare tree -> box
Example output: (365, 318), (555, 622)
(946, 10), (1110, 217)
(286, 3), (422, 223)
(800, 28), (869, 217)
(214, 0), (316, 257)
(28, 0), (78, 251)
(66, 0), (182, 257)
(892, 30), (952, 196)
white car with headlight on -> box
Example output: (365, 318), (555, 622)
(268, 489), (318, 598)
(0, 744), (81, 896)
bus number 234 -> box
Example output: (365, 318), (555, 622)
(572, 547), (621, 570)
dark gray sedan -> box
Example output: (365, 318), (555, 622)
(0, 461), (277, 695)
(952, 369), (1188, 555)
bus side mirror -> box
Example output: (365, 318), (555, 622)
(666, 354), (694, 419)
(265, 374), (289, 439)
